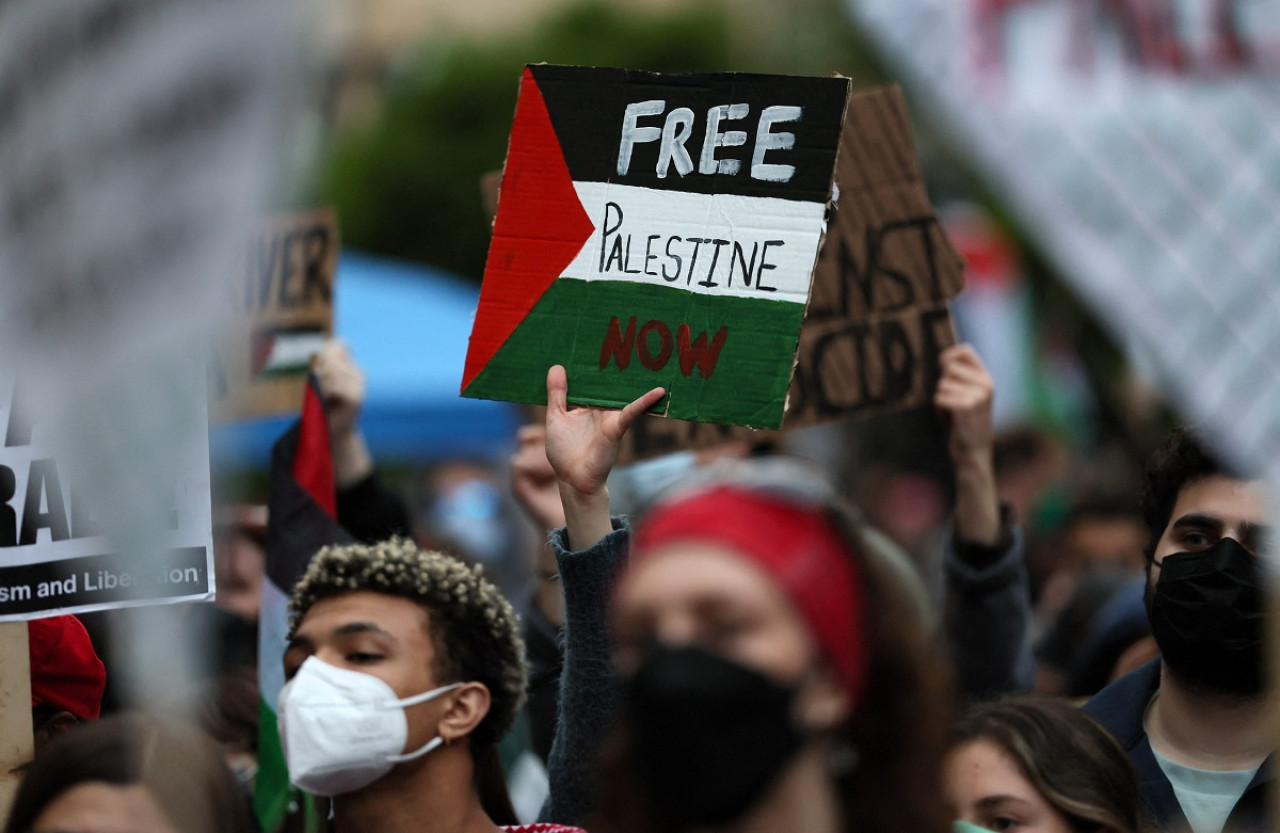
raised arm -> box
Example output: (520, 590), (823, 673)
(935, 344), (1032, 698)
(313, 340), (412, 541)
(538, 365), (663, 825)
(314, 339), (373, 489)
(935, 344), (1000, 547)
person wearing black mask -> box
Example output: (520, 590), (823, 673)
(539, 366), (952, 833)
(1084, 428), (1272, 833)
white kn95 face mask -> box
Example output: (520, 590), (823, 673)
(278, 656), (464, 796)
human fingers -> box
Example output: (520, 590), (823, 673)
(516, 424), (545, 446)
(616, 386), (666, 434)
(934, 389), (988, 416)
(546, 365), (568, 414)
(937, 361), (993, 398)
(513, 441), (556, 481)
(941, 342), (980, 364)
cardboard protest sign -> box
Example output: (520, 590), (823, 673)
(462, 65), (852, 430)
(785, 85), (963, 426)
(0, 621), (31, 814)
(213, 209), (339, 420)
(616, 85), (964, 461)
(0, 370), (215, 623)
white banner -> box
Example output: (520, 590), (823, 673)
(0, 0), (303, 699)
(0, 365), (214, 622)
(848, 0), (1280, 483)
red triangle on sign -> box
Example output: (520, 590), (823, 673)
(462, 67), (595, 392)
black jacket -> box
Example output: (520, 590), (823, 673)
(1083, 658), (1271, 833)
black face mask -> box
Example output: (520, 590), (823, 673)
(1148, 537), (1265, 696)
(623, 643), (805, 826)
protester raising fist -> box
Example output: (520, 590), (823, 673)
(934, 343), (1000, 547)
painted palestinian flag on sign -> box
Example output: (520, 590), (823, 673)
(462, 65), (850, 429)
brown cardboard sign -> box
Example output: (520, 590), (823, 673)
(213, 208), (339, 420)
(616, 85), (964, 461)
(785, 85), (963, 428)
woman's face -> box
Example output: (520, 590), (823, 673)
(31, 783), (179, 833)
(614, 541), (818, 683)
(945, 740), (1074, 833)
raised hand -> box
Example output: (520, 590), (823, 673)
(934, 344), (1000, 546)
(313, 339), (372, 488)
(313, 340), (365, 438)
(544, 365), (664, 549)
(934, 344), (995, 467)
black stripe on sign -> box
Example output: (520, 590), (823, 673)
(0, 546), (208, 617)
(528, 65), (848, 203)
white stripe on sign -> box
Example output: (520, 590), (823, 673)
(562, 182), (827, 305)
(262, 332), (327, 373)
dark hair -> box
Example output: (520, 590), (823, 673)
(835, 506), (953, 833)
(288, 538), (524, 825)
(951, 697), (1147, 833)
(288, 538), (526, 756)
(1139, 429), (1230, 561)
(4, 712), (255, 833)
(590, 481), (953, 833)
(992, 427), (1056, 479)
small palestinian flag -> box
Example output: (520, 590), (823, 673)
(462, 65), (849, 429)
(251, 327), (329, 378)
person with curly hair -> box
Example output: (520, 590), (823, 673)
(280, 537), (581, 833)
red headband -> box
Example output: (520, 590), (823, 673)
(634, 486), (867, 701)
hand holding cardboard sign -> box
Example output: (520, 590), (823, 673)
(545, 365), (664, 551)
(934, 344), (1000, 547)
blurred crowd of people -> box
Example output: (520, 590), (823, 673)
(6, 339), (1271, 833)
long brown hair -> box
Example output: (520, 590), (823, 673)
(951, 696), (1148, 833)
(589, 478), (954, 833)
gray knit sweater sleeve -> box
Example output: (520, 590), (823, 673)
(944, 523), (1033, 699)
(537, 518), (631, 826)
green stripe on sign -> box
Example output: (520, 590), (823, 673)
(464, 278), (806, 429)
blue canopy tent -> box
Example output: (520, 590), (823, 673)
(212, 252), (520, 468)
